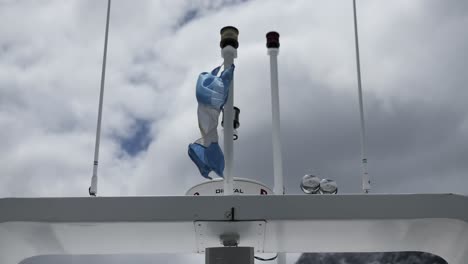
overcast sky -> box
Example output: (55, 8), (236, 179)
(1, 0), (468, 263)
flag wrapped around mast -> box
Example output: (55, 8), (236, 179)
(188, 65), (235, 179)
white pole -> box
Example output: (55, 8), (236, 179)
(266, 31), (284, 195)
(352, 0), (371, 193)
(267, 31), (286, 264)
(222, 47), (236, 195)
(268, 48), (284, 195)
(90, 0), (111, 196)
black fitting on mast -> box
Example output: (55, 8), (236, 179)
(221, 106), (240, 140)
(266, 31), (280, 48)
(220, 26), (239, 49)
(222, 107), (240, 129)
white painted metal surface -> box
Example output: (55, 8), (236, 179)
(268, 46), (287, 264)
(1, 194), (467, 264)
(221, 46), (237, 196)
(268, 48), (284, 196)
(186, 178), (272, 196)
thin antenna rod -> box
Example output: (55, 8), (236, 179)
(90, 0), (112, 196)
(352, 0), (371, 193)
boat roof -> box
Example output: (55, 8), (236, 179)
(1, 194), (467, 264)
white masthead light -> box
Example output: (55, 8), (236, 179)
(300, 174), (321, 194)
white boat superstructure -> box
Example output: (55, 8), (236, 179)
(1, 194), (467, 264)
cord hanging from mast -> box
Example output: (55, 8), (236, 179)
(352, 0), (371, 193)
(89, 0), (112, 196)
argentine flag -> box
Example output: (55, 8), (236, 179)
(188, 65), (235, 179)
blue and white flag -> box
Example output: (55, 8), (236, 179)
(188, 65), (235, 179)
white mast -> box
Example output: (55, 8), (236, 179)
(89, 0), (111, 196)
(220, 26), (239, 195)
(352, 0), (371, 193)
(266, 32), (284, 195)
(267, 31), (286, 264)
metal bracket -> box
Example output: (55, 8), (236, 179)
(220, 233), (240, 246)
(195, 221), (266, 254)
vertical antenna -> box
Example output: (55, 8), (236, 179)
(266, 32), (284, 195)
(352, 0), (371, 193)
(89, 0), (112, 196)
(220, 26), (239, 195)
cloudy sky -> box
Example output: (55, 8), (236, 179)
(1, 0), (467, 263)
